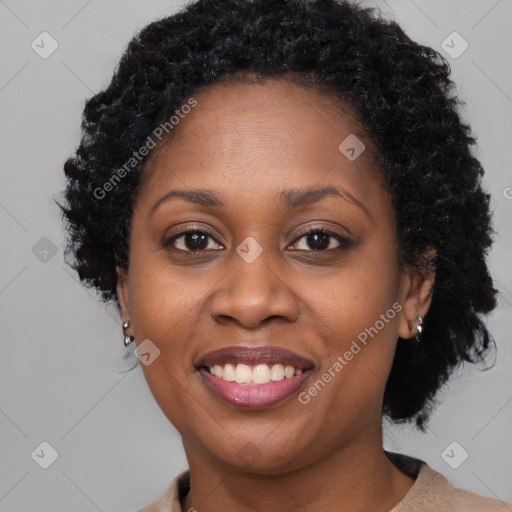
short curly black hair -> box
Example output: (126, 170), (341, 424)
(58, 0), (498, 429)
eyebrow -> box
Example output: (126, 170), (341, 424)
(149, 185), (370, 219)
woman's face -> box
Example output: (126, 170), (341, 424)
(117, 79), (427, 472)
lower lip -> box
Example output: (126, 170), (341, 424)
(199, 368), (312, 409)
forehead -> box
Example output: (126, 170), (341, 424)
(136, 79), (387, 215)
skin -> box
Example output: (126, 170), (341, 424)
(116, 79), (435, 512)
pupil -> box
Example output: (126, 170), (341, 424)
(186, 232), (208, 250)
(308, 233), (329, 250)
(182, 233), (329, 251)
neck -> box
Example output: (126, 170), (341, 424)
(180, 432), (414, 512)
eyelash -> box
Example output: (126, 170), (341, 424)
(162, 226), (353, 254)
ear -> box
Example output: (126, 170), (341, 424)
(397, 250), (436, 340)
(116, 265), (131, 321)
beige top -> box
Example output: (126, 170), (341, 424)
(137, 452), (512, 512)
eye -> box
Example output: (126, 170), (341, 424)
(288, 227), (352, 251)
(163, 229), (223, 252)
(163, 226), (352, 254)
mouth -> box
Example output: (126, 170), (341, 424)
(195, 345), (314, 409)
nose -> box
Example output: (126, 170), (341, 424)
(208, 247), (300, 329)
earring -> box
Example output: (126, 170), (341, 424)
(414, 316), (423, 343)
(122, 320), (134, 347)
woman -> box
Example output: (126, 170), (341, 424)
(58, 0), (511, 510)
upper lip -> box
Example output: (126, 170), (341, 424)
(196, 345), (315, 370)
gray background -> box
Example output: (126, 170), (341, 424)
(0, 0), (511, 510)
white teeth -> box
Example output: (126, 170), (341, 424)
(252, 364), (271, 384)
(223, 363), (236, 381)
(270, 363), (285, 381)
(234, 363), (252, 383)
(284, 365), (295, 379)
(208, 363), (304, 385)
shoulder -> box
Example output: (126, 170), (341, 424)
(137, 459), (512, 512)
(419, 464), (512, 511)
(388, 452), (512, 512)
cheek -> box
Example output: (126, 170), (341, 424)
(128, 251), (212, 344)
(125, 251), (213, 424)
(306, 243), (400, 340)
(300, 244), (401, 406)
